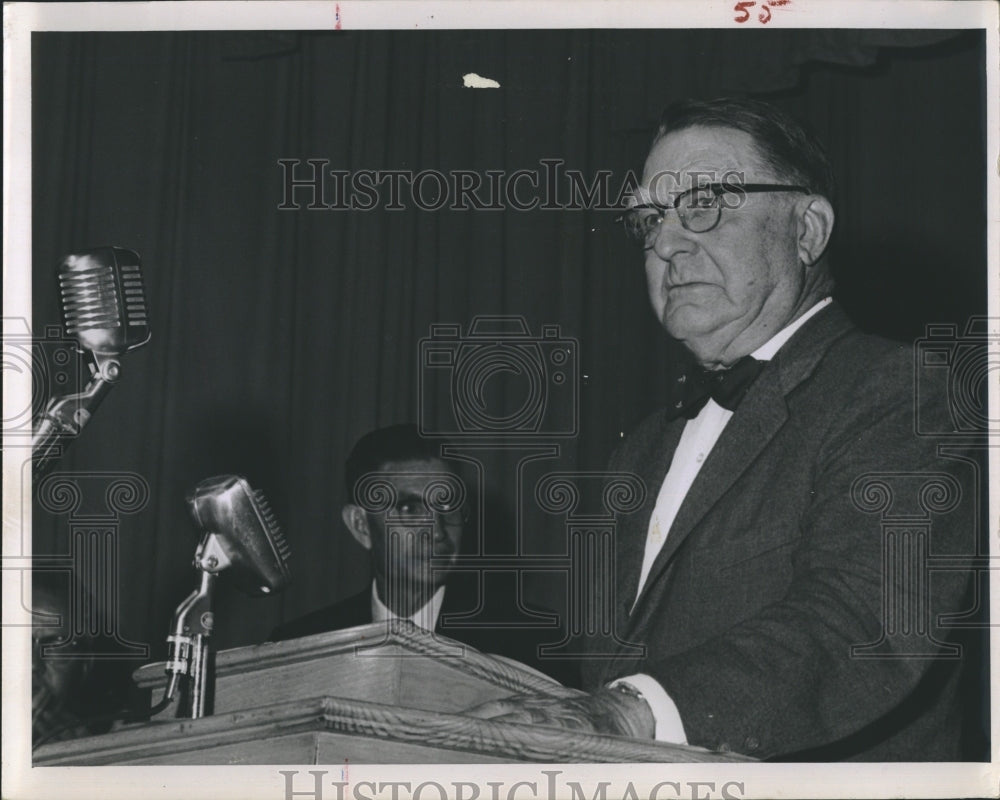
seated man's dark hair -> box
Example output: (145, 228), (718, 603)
(343, 423), (455, 498)
(655, 97), (836, 205)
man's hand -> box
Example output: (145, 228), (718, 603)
(467, 687), (656, 740)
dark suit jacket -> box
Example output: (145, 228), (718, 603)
(270, 575), (580, 688)
(585, 303), (980, 760)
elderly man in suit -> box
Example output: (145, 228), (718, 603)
(473, 97), (978, 760)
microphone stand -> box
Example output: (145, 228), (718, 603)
(160, 533), (225, 719)
(155, 479), (290, 721)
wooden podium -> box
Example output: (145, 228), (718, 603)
(33, 623), (752, 764)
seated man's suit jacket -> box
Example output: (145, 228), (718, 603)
(270, 574), (580, 688)
(585, 303), (981, 760)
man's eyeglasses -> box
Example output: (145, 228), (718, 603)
(387, 496), (469, 525)
(617, 183), (809, 246)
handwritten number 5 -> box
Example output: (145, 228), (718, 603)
(734, 1), (755, 23)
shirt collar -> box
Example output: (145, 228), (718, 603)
(751, 297), (832, 361)
(371, 582), (446, 630)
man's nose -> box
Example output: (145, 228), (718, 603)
(431, 518), (451, 543)
(648, 213), (695, 261)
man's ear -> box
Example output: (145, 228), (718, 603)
(796, 195), (835, 266)
(342, 504), (372, 550)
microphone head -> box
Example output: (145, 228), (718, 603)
(59, 246), (151, 357)
(186, 475), (292, 596)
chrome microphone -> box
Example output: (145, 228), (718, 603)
(186, 475), (292, 596)
(60, 246), (150, 359)
(32, 247), (151, 474)
(160, 476), (290, 719)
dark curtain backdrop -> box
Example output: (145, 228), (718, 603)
(30, 29), (987, 662)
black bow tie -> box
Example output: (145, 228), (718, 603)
(669, 355), (766, 419)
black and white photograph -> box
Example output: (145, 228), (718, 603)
(3, 2), (997, 798)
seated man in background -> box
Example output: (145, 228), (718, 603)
(270, 423), (578, 687)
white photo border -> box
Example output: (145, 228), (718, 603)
(3, 2), (998, 799)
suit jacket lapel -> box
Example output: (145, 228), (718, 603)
(614, 415), (685, 630)
(627, 303), (855, 623)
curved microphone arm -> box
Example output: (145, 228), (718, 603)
(32, 366), (119, 478)
(160, 554), (217, 720)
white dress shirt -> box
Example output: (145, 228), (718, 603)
(616, 297), (832, 742)
(371, 582), (446, 630)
